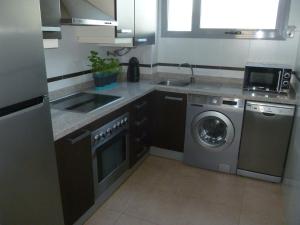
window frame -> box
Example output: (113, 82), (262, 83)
(161, 0), (291, 40)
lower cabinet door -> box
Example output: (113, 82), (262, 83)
(152, 91), (187, 152)
(55, 129), (94, 225)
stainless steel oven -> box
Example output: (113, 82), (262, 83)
(91, 113), (129, 200)
(243, 63), (292, 94)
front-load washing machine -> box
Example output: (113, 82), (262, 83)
(184, 95), (245, 174)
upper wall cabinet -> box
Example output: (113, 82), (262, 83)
(40, 0), (62, 39)
(134, 0), (157, 45)
(116, 0), (135, 39)
(75, 0), (157, 46)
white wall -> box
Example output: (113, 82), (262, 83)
(46, 0), (300, 92)
(118, 45), (156, 74)
(124, 0), (300, 78)
(156, 0), (300, 74)
(283, 32), (300, 225)
(44, 26), (107, 92)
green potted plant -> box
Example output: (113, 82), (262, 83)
(88, 51), (122, 88)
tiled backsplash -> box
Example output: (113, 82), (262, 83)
(44, 26), (106, 92)
(45, 0), (300, 94)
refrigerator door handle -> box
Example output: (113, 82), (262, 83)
(0, 97), (45, 120)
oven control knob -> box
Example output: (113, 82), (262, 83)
(120, 120), (125, 126)
(94, 135), (100, 141)
(283, 81), (289, 86)
(99, 132), (106, 139)
(113, 124), (117, 130)
(106, 128), (112, 135)
(117, 122), (121, 127)
(124, 117), (128, 123)
(284, 73), (291, 79)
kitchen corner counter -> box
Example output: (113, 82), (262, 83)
(51, 80), (297, 141)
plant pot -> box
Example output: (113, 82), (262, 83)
(93, 71), (118, 87)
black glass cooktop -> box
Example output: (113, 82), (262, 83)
(51, 93), (121, 113)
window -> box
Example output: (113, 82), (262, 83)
(162, 0), (291, 39)
(167, 0), (193, 31)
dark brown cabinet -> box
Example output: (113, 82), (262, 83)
(152, 91), (187, 152)
(53, 90), (188, 224)
(129, 93), (153, 167)
(55, 129), (94, 225)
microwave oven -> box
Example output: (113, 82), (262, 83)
(243, 63), (292, 94)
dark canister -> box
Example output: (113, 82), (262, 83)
(127, 57), (140, 82)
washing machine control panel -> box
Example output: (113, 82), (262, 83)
(207, 96), (244, 108)
(208, 97), (220, 105)
(188, 95), (244, 109)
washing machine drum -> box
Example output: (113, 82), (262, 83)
(191, 111), (235, 151)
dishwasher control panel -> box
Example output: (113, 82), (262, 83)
(246, 101), (295, 116)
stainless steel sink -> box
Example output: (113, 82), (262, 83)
(156, 80), (190, 87)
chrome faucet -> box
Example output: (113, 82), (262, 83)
(179, 63), (195, 84)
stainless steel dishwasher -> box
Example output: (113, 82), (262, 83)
(237, 101), (295, 183)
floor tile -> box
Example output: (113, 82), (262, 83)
(115, 214), (158, 225)
(86, 156), (285, 225)
(239, 208), (285, 225)
(240, 179), (285, 225)
(84, 208), (121, 225)
(125, 189), (189, 225)
(182, 197), (241, 225)
(177, 171), (245, 208)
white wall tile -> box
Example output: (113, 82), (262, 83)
(288, 0), (300, 30)
(46, 0), (300, 89)
(44, 26), (105, 78)
(248, 32), (300, 68)
(283, 32), (300, 225)
(296, 33), (300, 72)
(283, 4), (300, 224)
(154, 0), (300, 76)
(48, 74), (93, 92)
(157, 66), (244, 78)
(119, 45), (155, 65)
(158, 38), (250, 67)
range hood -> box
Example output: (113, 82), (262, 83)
(61, 0), (118, 26)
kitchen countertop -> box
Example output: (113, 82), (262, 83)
(51, 79), (297, 141)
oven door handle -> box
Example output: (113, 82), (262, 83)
(67, 130), (91, 145)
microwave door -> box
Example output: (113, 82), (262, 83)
(246, 69), (280, 92)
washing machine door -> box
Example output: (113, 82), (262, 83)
(191, 111), (234, 151)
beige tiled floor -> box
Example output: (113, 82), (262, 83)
(85, 156), (285, 225)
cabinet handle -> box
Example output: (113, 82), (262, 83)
(42, 26), (61, 32)
(136, 38), (148, 43)
(262, 112), (276, 117)
(191, 103), (203, 108)
(134, 117), (148, 127)
(117, 29), (133, 34)
(135, 133), (148, 143)
(135, 101), (148, 110)
(67, 130), (90, 145)
(164, 96), (184, 102)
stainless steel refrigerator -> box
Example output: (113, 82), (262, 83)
(0, 0), (65, 224)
